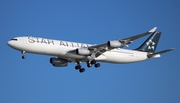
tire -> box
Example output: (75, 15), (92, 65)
(95, 63), (100, 68)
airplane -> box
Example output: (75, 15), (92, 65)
(7, 27), (174, 73)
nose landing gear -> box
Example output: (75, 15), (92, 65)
(21, 51), (26, 59)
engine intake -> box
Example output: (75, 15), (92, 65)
(107, 40), (122, 48)
(50, 58), (68, 67)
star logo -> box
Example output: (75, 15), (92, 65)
(146, 39), (155, 50)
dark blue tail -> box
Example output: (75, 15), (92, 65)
(136, 31), (161, 53)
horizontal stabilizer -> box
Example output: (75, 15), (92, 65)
(147, 48), (175, 58)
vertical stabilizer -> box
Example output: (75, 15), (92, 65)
(136, 32), (161, 53)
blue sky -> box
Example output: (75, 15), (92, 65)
(0, 0), (179, 103)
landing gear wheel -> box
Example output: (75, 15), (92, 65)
(79, 68), (85, 73)
(94, 63), (100, 68)
(75, 65), (81, 70)
(90, 60), (96, 64)
(87, 63), (92, 68)
(22, 55), (26, 59)
(21, 51), (26, 59)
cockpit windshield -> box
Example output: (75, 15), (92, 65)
(11, 39), (18, 41)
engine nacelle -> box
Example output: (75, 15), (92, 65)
(107, 40), (122, 48)
(76, 48), (91, 56)
(50, 58), (68, 67)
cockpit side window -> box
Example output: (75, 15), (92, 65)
(11, 39), (18, 41)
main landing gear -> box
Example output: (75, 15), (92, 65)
(21, 51), (26, 59)
(75, 60), (100, 73)
(89, 60), (100, 68)
(75, 62), (85, 73)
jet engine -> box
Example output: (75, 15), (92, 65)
(76, 48), (92, 56)
(107, 40), (122, 48)
(50, 57), (68, 67)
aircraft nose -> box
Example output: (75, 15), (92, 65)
(7, 41), (12, 46)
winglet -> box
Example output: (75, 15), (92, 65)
(149, 27), (157, 33)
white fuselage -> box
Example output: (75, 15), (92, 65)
(7, 36), (158, 64)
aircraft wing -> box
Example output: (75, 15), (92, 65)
(89, 27), (157, 49)
(69, 27), (157, 58)
(87, 27), (157, 57)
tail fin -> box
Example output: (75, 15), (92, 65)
(136, 31), (161, 53)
